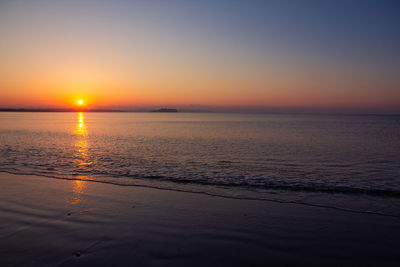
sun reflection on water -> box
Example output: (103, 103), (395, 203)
(70, 112), (91, 205)
(74, 112), (91, 166)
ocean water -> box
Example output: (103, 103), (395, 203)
(1, 112), (400, 216)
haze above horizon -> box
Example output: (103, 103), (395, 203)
(1, 0), (399, 114)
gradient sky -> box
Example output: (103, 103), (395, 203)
(0, 0), (399, 112)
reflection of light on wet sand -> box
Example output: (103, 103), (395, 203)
(71, 180), (86, 205)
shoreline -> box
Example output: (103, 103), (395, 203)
(1, 172), (400, 266)
(1, 170), (399, 219)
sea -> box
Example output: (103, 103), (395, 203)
(1, 112), (400, 216)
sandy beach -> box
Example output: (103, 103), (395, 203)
(0, 172), (399, 266)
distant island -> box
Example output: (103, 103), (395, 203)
(152, 108), (178, 113)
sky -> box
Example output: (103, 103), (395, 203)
(0, 0), (399, 113)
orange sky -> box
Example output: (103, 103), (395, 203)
(0, 1), (399, 113)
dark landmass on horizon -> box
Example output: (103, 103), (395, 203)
(0, 108), (128, 112)
(0, 107), (179, 113)
(152, 108), (178, 113)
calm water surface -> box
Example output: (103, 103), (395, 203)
(1, 112), (400, 215)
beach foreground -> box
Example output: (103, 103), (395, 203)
(1, 173), (399, 266)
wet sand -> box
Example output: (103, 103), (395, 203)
(0, 172), (399, 266)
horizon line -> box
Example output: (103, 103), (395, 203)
(0, 107), (399, 116)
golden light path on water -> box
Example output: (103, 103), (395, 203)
(70, 112), (90, 205)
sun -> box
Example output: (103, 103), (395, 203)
(77, 99), (83, 105)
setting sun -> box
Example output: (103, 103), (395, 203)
(77, 99), (83, 105)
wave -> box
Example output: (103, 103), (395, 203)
(136, 175), (400, 197)
(1, 167), (400, 198)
